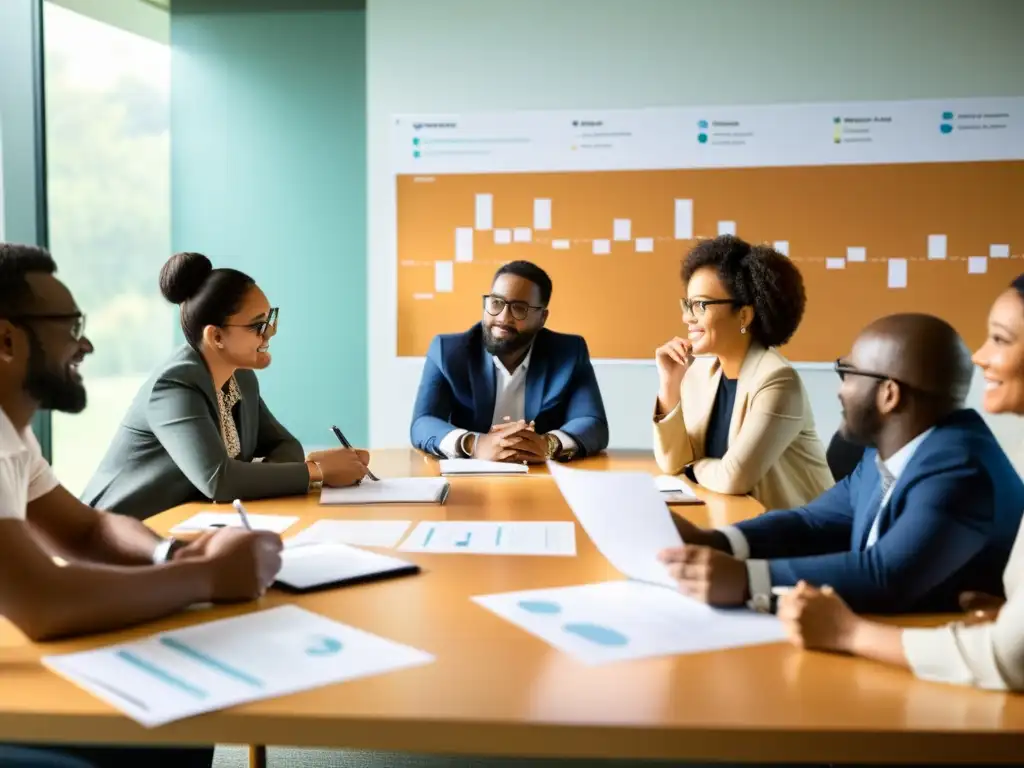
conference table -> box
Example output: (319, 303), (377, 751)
(1, 449), (1023, 765)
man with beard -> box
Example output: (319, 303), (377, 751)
(657, 313), (1024, 615)
(411, 260), (608, 462)
(0, 244), (282, 768)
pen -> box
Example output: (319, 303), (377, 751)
(232, 499), (254, 531)
(330, 425), (380, 481)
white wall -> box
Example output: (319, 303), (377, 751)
(367, 0), (1024, 454)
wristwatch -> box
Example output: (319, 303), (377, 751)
(152, 537), (181, 565)
(306, 459), (324, 492)
(544, 433), (562, 459)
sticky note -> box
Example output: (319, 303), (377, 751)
(888, 259), (907, 289)
(991, 244), (1010, 259)
(635, 238), (654, 253)
(928, 234), (947, 260)
(846, 247), (866, 263)
(968, 256), (988, 274)
(494, 229), (512, 245)
(593, 239), (611, 255)
(826, 258), (846, 270)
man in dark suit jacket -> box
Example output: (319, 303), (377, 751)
(411, 261), (609, 462)
(660, 313), (1024, 614)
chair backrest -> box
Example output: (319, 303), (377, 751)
(826, 431), (865, 482)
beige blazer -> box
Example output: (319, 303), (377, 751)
(653, 343), (833, 510)
(902, 515), (1024, 691)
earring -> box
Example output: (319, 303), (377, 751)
(740, 327), (747, 335)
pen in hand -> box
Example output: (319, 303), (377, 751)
(330, 425), (379, 481)
(232, 499), (254, 531)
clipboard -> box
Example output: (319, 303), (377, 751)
(274, 542), (420, 593)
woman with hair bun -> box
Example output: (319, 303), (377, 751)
(83, 252), (369, 520)
(653, 235), (832, 510)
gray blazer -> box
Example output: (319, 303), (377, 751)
(82, 344), (308, 520)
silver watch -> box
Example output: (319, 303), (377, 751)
(152, 537), (177, 565)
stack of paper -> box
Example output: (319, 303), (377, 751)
(438, 459), (529, 476)
(654, 474), (702, 504)
(320, 477), (449, 505)
(42, 605), (434, 727)
(276, 543), (419, 591)
(170, 512), (298, 535)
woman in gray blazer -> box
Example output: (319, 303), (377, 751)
(778, 275), (1024, 691)
(83, 252), (369, 520)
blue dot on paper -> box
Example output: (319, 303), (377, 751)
(518, 600), (562, 615)
(306, 636), (343, 656)
(564, 623), (629, 646)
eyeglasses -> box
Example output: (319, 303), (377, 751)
(834, 359), (900, 386)
(482, 294), (544, 321)
(680, 298), (739, 317)
(225, 307), (279, 337)
(4, 313), (87, 341)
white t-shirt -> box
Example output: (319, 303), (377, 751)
(0, 407), (60, 520)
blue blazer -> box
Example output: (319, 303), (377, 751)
(411, 324), (609, 458)
(735, 409), (1024, 613)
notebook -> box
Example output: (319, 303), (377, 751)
(275, 542), (420, 593)
(653, 474), (703, 505)
(438, 459), (529, 476)
(319, 477), (450, 505)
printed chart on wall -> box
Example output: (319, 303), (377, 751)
(392, 97), (1024, 362)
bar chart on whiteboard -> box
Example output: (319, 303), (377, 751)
(392, 97), (1024, 362)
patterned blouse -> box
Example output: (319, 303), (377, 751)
(216, 376), (242, 459)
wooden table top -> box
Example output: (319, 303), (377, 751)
(1, 449), (1022, 763)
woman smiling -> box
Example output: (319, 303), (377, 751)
(82, 252), (369, 520)
(653, 235), (832, 510)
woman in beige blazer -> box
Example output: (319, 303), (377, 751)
(778, 276), (1024, 691)
(653, 235), (833, 510)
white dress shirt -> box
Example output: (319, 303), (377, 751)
(439, 346), (577, 458)
(0, 407), (60, 520)
(719, 428), (935, 609)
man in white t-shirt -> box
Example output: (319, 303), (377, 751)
(0, 244), (284, 767)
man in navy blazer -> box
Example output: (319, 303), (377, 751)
(411, 261), (609, 462)
(660, 314), (1024, 614)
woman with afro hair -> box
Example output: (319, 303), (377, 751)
(652, 235), (833, 510)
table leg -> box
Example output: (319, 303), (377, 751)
(248, 744), (267, 768)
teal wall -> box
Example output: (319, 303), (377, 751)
(170, 0), (367, 448)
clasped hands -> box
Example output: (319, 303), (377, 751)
(469, 419), (554, 464)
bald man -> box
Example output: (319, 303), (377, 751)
(660, 313), (1024, 615)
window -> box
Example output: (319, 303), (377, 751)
(44, 2), (171, 495)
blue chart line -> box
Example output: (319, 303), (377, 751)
(495, 526), (503, 547)
(423, 527), (436, 547)
(455, 532), (473, 548)
(115, 649), (207, 699)
(160, 637), (264, 689)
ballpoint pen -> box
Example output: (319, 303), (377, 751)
(330, 425), (380, 481)
(232, 499), (254, 530)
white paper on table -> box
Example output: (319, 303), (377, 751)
(635, 237), (654, 253)
(968, 256), (988, 274)
(171, 513), (298, 535)
(473, 581), (786, 665)
(547, 461), (682, 587)
(398, 521), (576, 556)
(513, 227), (532, 243)
(438, 459), (528, 475)
(592, 239), (611, 255)
(286, 520), (412, 549)
(42, 605), (433, 728)
(825, 258), (845, 270)
(928, 234), (947, 260)
(613, 219), (631, 241)
(990, 244), (1010, 259)
(319, 477), (449, 505)
(653, 475), (701, 503)
(846, 246), (866, 263)
(717, 220), (736, 236)
(494, 228), (512, 245)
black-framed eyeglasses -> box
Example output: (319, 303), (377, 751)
(4, 313), (87, 341)
(225, 307), (279, 337)
(680, 298), (739, 317)
(482, 294), (544, 321)
(834, 359), (900, 386)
